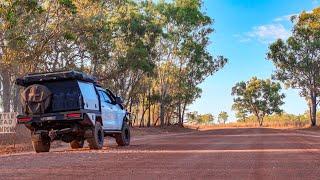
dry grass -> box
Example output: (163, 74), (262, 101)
(187, 120), (312, 130)
(131, 124), (198, 136)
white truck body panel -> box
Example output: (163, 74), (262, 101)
(100, 101), (117, 129)
(97, 88), (126, 131)
(115, 104), (126, 130)
(86, 113), (96, 125)
(78, 81), (99, 111)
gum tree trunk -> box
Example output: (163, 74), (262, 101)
(310, 92), (317, 126)
(1, 71), (11, 112)
(160, 103), (165, 127)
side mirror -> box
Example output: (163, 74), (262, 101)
(115, 96), (123, 104)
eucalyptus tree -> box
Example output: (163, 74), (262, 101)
(187, 111), (214, 125)
(155, 0), (227, 126)
(0, 0), (79, 112)
(231, 77), (285, 126)
(232, 102), (249, 122)
(218, 111), (228, 124)
(0, 1), (48, 111)
(0, 0), (227, 128)
(267, 8), (320, 126)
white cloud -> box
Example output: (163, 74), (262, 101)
(234, 7), (317, 44)
(273, 14), (296, 22)
(249, 24), (291, 42)
(233, 34), (251, 43)
(273, 9), (314, 23)
(235, 23), (291, 44)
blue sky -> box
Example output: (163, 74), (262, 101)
(189, 0), (320, 121)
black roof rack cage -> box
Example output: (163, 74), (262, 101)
(16, 70), (96, 86)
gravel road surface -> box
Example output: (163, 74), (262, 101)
(1, 128), (320, 179)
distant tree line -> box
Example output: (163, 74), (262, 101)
(0, 0), (227, 127)
(234, 112), (310, 128)
(187, 111), (214, 125)
(187, 111), (229, 125)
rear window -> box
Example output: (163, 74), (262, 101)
(42, 80), (81, 112)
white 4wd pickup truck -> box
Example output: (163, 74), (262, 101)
(16, 71), (130, 153)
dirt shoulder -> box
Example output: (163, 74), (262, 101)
(0, 125), (197, 155)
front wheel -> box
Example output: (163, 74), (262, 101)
(115, 122), (130, 146)
(87, 122), (104, 149)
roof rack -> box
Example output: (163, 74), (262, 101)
(16, 70), (97, 86)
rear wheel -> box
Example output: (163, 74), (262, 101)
(87, 122), (104, 149)
(70, 138), (84, 149)
(31, 133), (51, 153)
(115, 122), (130, 146)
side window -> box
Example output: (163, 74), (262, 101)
(98, 91), (105, 102)
(105, 90), (116, 102)
(103, 93), (112, 103)
(104, 93), (114, 103)
(98, 90), (112, 103)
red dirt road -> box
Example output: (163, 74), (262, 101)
(1, 128), (320, 179)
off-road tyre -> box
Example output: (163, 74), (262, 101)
(31, 133), (51, 153)
(70, 138), (84, 149)
(87, 122), (104, 149)
(115, 122), (130, 146)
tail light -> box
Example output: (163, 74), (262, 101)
(17, 117), (32, 122)
(66, 113), (81, 118)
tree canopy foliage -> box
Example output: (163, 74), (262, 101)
(218, 111), (228, 124)
(0, 0), (227, 127)
(231, 77), (285, 126)
(186, 111), (214, 125)
(267, 7), (320, 126)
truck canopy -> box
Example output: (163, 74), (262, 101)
(16, 71), (100, 113)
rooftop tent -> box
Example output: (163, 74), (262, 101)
(16, 70), (96, 86)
